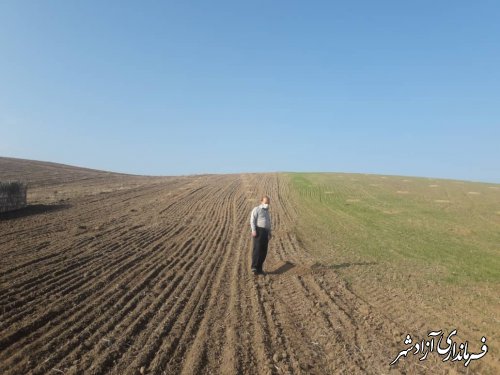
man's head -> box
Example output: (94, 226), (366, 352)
(261, 195), (270, 208)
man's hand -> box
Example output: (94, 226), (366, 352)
(251, 231), (257, 237)
(268, 233), (272, 240)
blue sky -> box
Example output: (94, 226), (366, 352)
(0, 1), (499, 182)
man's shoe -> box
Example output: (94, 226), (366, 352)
(251, 268), (258, 275)
(257, 269), (265, 275)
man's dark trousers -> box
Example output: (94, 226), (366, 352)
(252, 226), (269, 272)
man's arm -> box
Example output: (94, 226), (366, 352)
(250, 207), (257, 232)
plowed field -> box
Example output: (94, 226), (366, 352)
(0, 157), (494, 374)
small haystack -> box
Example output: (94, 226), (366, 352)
(0, 181), (28, 213)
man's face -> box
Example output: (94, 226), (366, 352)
(262, 197), (270, 205)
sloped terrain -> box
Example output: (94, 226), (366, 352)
(0, 157), (487, 374)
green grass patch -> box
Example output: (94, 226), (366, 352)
(286, 172), (500, 284)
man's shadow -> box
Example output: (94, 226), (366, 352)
(268, 261), (296, 275)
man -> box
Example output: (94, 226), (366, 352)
(250, 195), (272, 275)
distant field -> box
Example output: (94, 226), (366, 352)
(287, 172), (500, 284)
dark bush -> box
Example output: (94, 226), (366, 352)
(0, 181), (27, 195)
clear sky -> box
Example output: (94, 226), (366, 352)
(1, 1), (499, 182)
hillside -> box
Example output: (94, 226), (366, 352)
(0, 157), (498, 374)
(0, 157), (176, 204)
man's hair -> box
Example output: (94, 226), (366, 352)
(261, 195), (270, 202)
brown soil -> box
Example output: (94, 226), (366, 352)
(0, 157), (489, 374)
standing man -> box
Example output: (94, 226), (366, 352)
(250, 195), (272, 275)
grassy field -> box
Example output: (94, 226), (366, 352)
(286, 172), (500, 285)
(286, 172), (500, 373)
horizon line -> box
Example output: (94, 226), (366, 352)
(1, 155), (499, 185)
